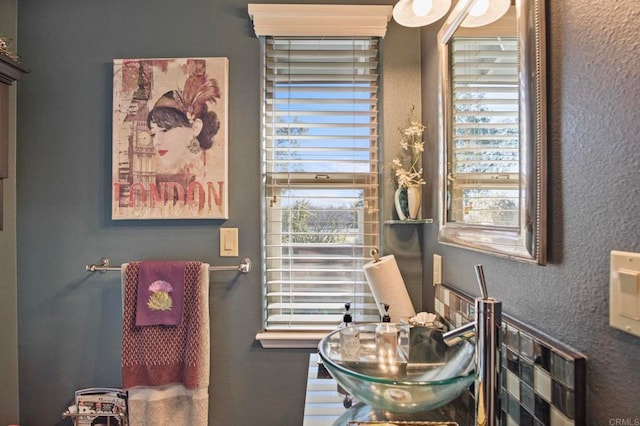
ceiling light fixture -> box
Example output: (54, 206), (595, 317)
(393, 0), (451, 28)
(460, 0), (510, 27)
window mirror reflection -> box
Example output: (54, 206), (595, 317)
(448, 35), (519, 227)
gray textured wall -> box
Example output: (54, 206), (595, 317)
(15, 0), (420, 424)
(421, 0), (640, 424)
(14, 0), (640, 424)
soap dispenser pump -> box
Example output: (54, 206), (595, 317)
(381, 303), (391, 322)
(340, 302), (353, 327)
(339, 302), (359, 360)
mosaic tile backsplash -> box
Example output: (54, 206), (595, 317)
(434, 285), (586, 426)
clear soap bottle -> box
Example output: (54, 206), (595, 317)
(376, 303), (399, 365)
(339, 302), (359, 360)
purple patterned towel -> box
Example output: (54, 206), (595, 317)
(123, 261), (208, 390)
(135, 261), (187, 326)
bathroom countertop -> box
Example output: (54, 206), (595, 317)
(303, 353), (474, 426)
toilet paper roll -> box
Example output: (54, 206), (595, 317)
(363, 254), (416, 322)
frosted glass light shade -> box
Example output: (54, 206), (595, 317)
(468, 0), (489, 17)
(392, 0), (452, 28)
(460, 0), (510, 27)
(412, 0), (433, 16)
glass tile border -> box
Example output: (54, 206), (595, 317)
(434, 284), (586, 426)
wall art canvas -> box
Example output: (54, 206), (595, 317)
(112, 57), (229, 219)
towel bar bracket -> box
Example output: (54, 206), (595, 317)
(85, 258), (251, 274)
(238, 257), (251, 274)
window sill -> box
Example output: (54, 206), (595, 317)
(255, 331), (329, 349)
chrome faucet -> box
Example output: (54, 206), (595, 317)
(442, 265), (502, 426)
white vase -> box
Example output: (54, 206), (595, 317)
(394, 187), (408, 220)
(407, 185), (421, 219)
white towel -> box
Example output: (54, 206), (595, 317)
(127, 385), (209, 426)
(122, 262), (210, 426)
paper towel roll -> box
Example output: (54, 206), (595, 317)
(363, 254), (416, 322)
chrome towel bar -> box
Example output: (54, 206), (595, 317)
(86, 257), (251, 274)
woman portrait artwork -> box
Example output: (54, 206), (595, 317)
(112, 57), (229, 219)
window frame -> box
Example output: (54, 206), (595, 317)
(248, 4), (392, 348)
(259, 35), (381, 345)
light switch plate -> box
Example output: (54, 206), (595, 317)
(610, 250), (640, 337)
(220, 228), (239, 257)
(433, 254), (442, 285)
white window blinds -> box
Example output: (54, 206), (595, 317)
(449, 36), (520, 227)
(261, 37), (381, 332)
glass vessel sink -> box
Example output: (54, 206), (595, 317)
(318, 323), (475, 414)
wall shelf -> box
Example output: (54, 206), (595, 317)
(0, 54), (30, 85)
(384, 218), (433, 225)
